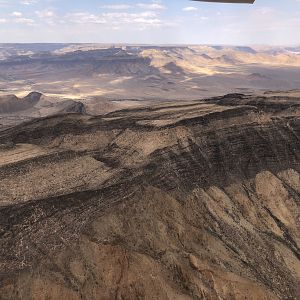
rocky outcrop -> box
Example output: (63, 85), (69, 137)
(0, 94), (300, 299)
(0, 92), (86, 129)
(0, 92), (42, 114)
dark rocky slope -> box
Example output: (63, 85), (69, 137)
(0, 93), (300, 299)
(0, 92), (85, 129)
(0, 92), (42, 114)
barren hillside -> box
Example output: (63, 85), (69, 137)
(0, 93), (300, 299)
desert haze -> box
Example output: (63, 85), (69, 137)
(1, 44), (300, 101)
(0, 43), (300, 300)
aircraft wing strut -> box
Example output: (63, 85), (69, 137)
(192, 0), (255, 3)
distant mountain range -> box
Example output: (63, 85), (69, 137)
(0, 44), (300, 101)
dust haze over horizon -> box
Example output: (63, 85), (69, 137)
(0, 0), (299, 45)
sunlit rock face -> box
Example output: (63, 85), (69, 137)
(0, 93), (300, 300)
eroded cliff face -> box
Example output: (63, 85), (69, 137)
(0, 94), (300, 300)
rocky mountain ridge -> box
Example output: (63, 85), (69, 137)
(0, 93), (300, 299)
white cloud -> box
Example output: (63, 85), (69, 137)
(34, 9), (56, 25)
(101, 4), (132, 10)
(20, 0), (38, 4)
(11, 11), (23, 17)
(35, 10), (55, 18)
(103, 11), (162, 27)
(65, 10), (172, 30)
(137, 3), (166, 10)
(0, 18), (7, 23)
(66, 13), (106, 24)
(14, 17), (35, 25)
(183, 7), (198, 12)
(9, 10), (35, 26)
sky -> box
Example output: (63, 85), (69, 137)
(0, 0), (299, 45)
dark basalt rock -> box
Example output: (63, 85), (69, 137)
(0, 93), (300, 299)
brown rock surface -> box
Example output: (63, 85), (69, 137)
(0, 92), (86, 129)
(0, 93), (300, 299)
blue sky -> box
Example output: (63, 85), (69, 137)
(0, 0), (299, 44)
